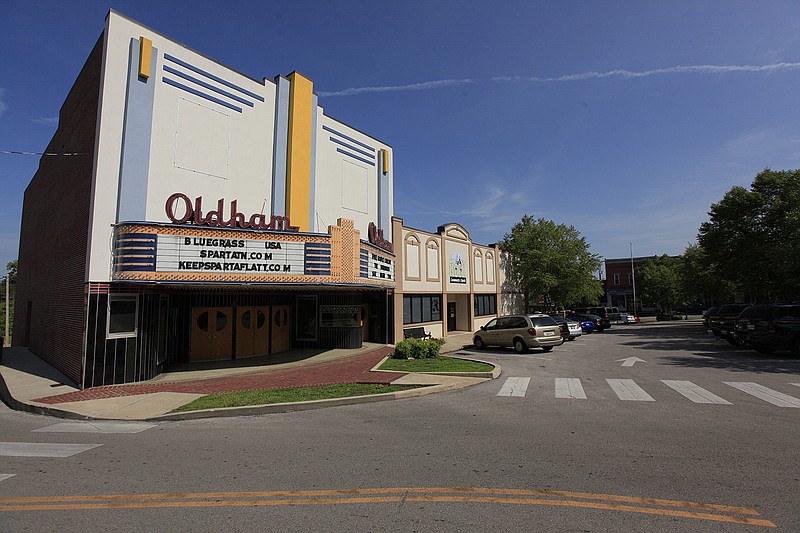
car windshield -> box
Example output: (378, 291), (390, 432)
(531, 316), (557, 327)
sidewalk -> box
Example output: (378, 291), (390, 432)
(0, 332), (494, 421)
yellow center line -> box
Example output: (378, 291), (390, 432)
(0, 487), (776, 528)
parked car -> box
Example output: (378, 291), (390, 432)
(623, 313), (639, 324)
(707, 304), (751, 345)
(550, 315), (582, 341)
(567, 313), (604, 333)
(572, 307), (613, 330)
(473, 314), (564, 353)
(735, 304), (800, 355)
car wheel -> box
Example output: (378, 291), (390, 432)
(541, 346), (553, 352)
(474, 337), (485, 350)
(513, 338), (528, 353)
(726, 336), (745, 347)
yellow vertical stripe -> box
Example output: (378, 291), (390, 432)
(381, 148), (390, 174)
(138, 37), (152, 79)
(286, 72), (314, 232)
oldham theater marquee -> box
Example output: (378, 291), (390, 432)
(112, 193), (395, 286)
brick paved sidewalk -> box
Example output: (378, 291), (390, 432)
(35, 346), (403, 404)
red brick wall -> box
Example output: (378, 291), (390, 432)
(13, 36), (103, 386)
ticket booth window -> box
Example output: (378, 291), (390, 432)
(107, 295), (138, 339)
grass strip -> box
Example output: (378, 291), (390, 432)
(379, 356), (494, 373)
(171, 383), (421, 412)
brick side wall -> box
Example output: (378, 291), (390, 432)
(13, 36), (103, 386)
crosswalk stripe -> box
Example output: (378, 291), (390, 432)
(661, 380), (731, 404)
(724, 382), (800, 408)
(0, 443), (102, 458)
(497, 377), (530, 397)
(555, 378), (586, 399)
(0, 474), (15, 482)
(606, 379), (655, 401)
(33, 422), (155, 434)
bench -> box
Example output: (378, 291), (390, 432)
(403, 326), (432, 340)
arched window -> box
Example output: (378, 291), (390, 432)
(405, 234), (421, 280)
(486, 252), (495, 284)
(473, 249), (484, 284)
(426, 239), (440, 281)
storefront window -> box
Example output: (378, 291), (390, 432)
(107, 295), (138, 338)
(474, 294), (496, 317)
(403, 295), (441, 324)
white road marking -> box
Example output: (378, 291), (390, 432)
(33, 422), (155, 434)
(606, 379), (655, 401)
(497, 377), (531, 397)
(0, 474), (15, 482)
(661, 380), (732, 404)
(0, 442), (102, 458)
(555, 378), (587, 399)
(724, 382), (800, 408)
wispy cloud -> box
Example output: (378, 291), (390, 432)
(32, 117), (58, 126)
(318, 78), (476, 97)
(320, 62), (800, 97)
(0, 88), (7, 117)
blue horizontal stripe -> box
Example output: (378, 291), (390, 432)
(116, 265), (156, 272)
(329, 137), (374, 158)
(337, 148), (375, 166)
(164, 54), (265, 102)
(164, 65), (254, 108)
(305, 269), (331, 275)
(163, 77), (243, 113)
(116, 255), (155, 265)
(117, 232), (157, 238)
(322, 125), (375, 151)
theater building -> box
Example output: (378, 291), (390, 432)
(14, 11), (396, 388)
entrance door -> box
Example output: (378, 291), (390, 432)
(190, 307), (233, 362)
(271, 305), (291, 354)
(360, 304), (369, 342)
(447, 302), (457, 332)
(236, 307), (269, 358)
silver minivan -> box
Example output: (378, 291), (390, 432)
(473, 314), (564, 353)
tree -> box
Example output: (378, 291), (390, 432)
(637, 255), (682, 314)
(2, 260), (16, 341)
(500, 215), (603, 312)
(680, 244), (734, 305)
(698, 168), (800, 301)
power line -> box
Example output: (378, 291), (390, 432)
(1, 150), (83, 156)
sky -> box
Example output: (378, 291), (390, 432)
(2, 1), (800, 277)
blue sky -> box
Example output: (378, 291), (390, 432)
(2, 1), (800, 276)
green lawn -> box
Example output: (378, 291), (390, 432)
(379, 356), (494, 373)
(171, 383), (421, 413)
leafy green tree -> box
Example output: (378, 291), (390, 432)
(500, 215), (602, 312)
(2, 260), (16, 340)
(698, 168), (800, 301)
(680, 244), (734, 305)
(637, 255), (682, 313)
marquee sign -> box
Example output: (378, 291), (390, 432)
(368, 222), (393, 253)
(156, 235), (304, 274)
(165, 193), (299, 232)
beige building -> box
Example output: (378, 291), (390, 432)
(392, 218), (521, 340)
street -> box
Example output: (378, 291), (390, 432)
(1, 322), (798, 531)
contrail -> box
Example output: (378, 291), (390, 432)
(318, 62), (800, 97)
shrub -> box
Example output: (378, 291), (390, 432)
(392, 338), (444, 359)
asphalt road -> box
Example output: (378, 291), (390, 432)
(1, 322), (798, 531)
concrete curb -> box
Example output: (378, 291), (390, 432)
(0, 367), (92, 420)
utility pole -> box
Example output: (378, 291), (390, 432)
(4, 274), (8, 347)
(630, 242), (637, 317)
